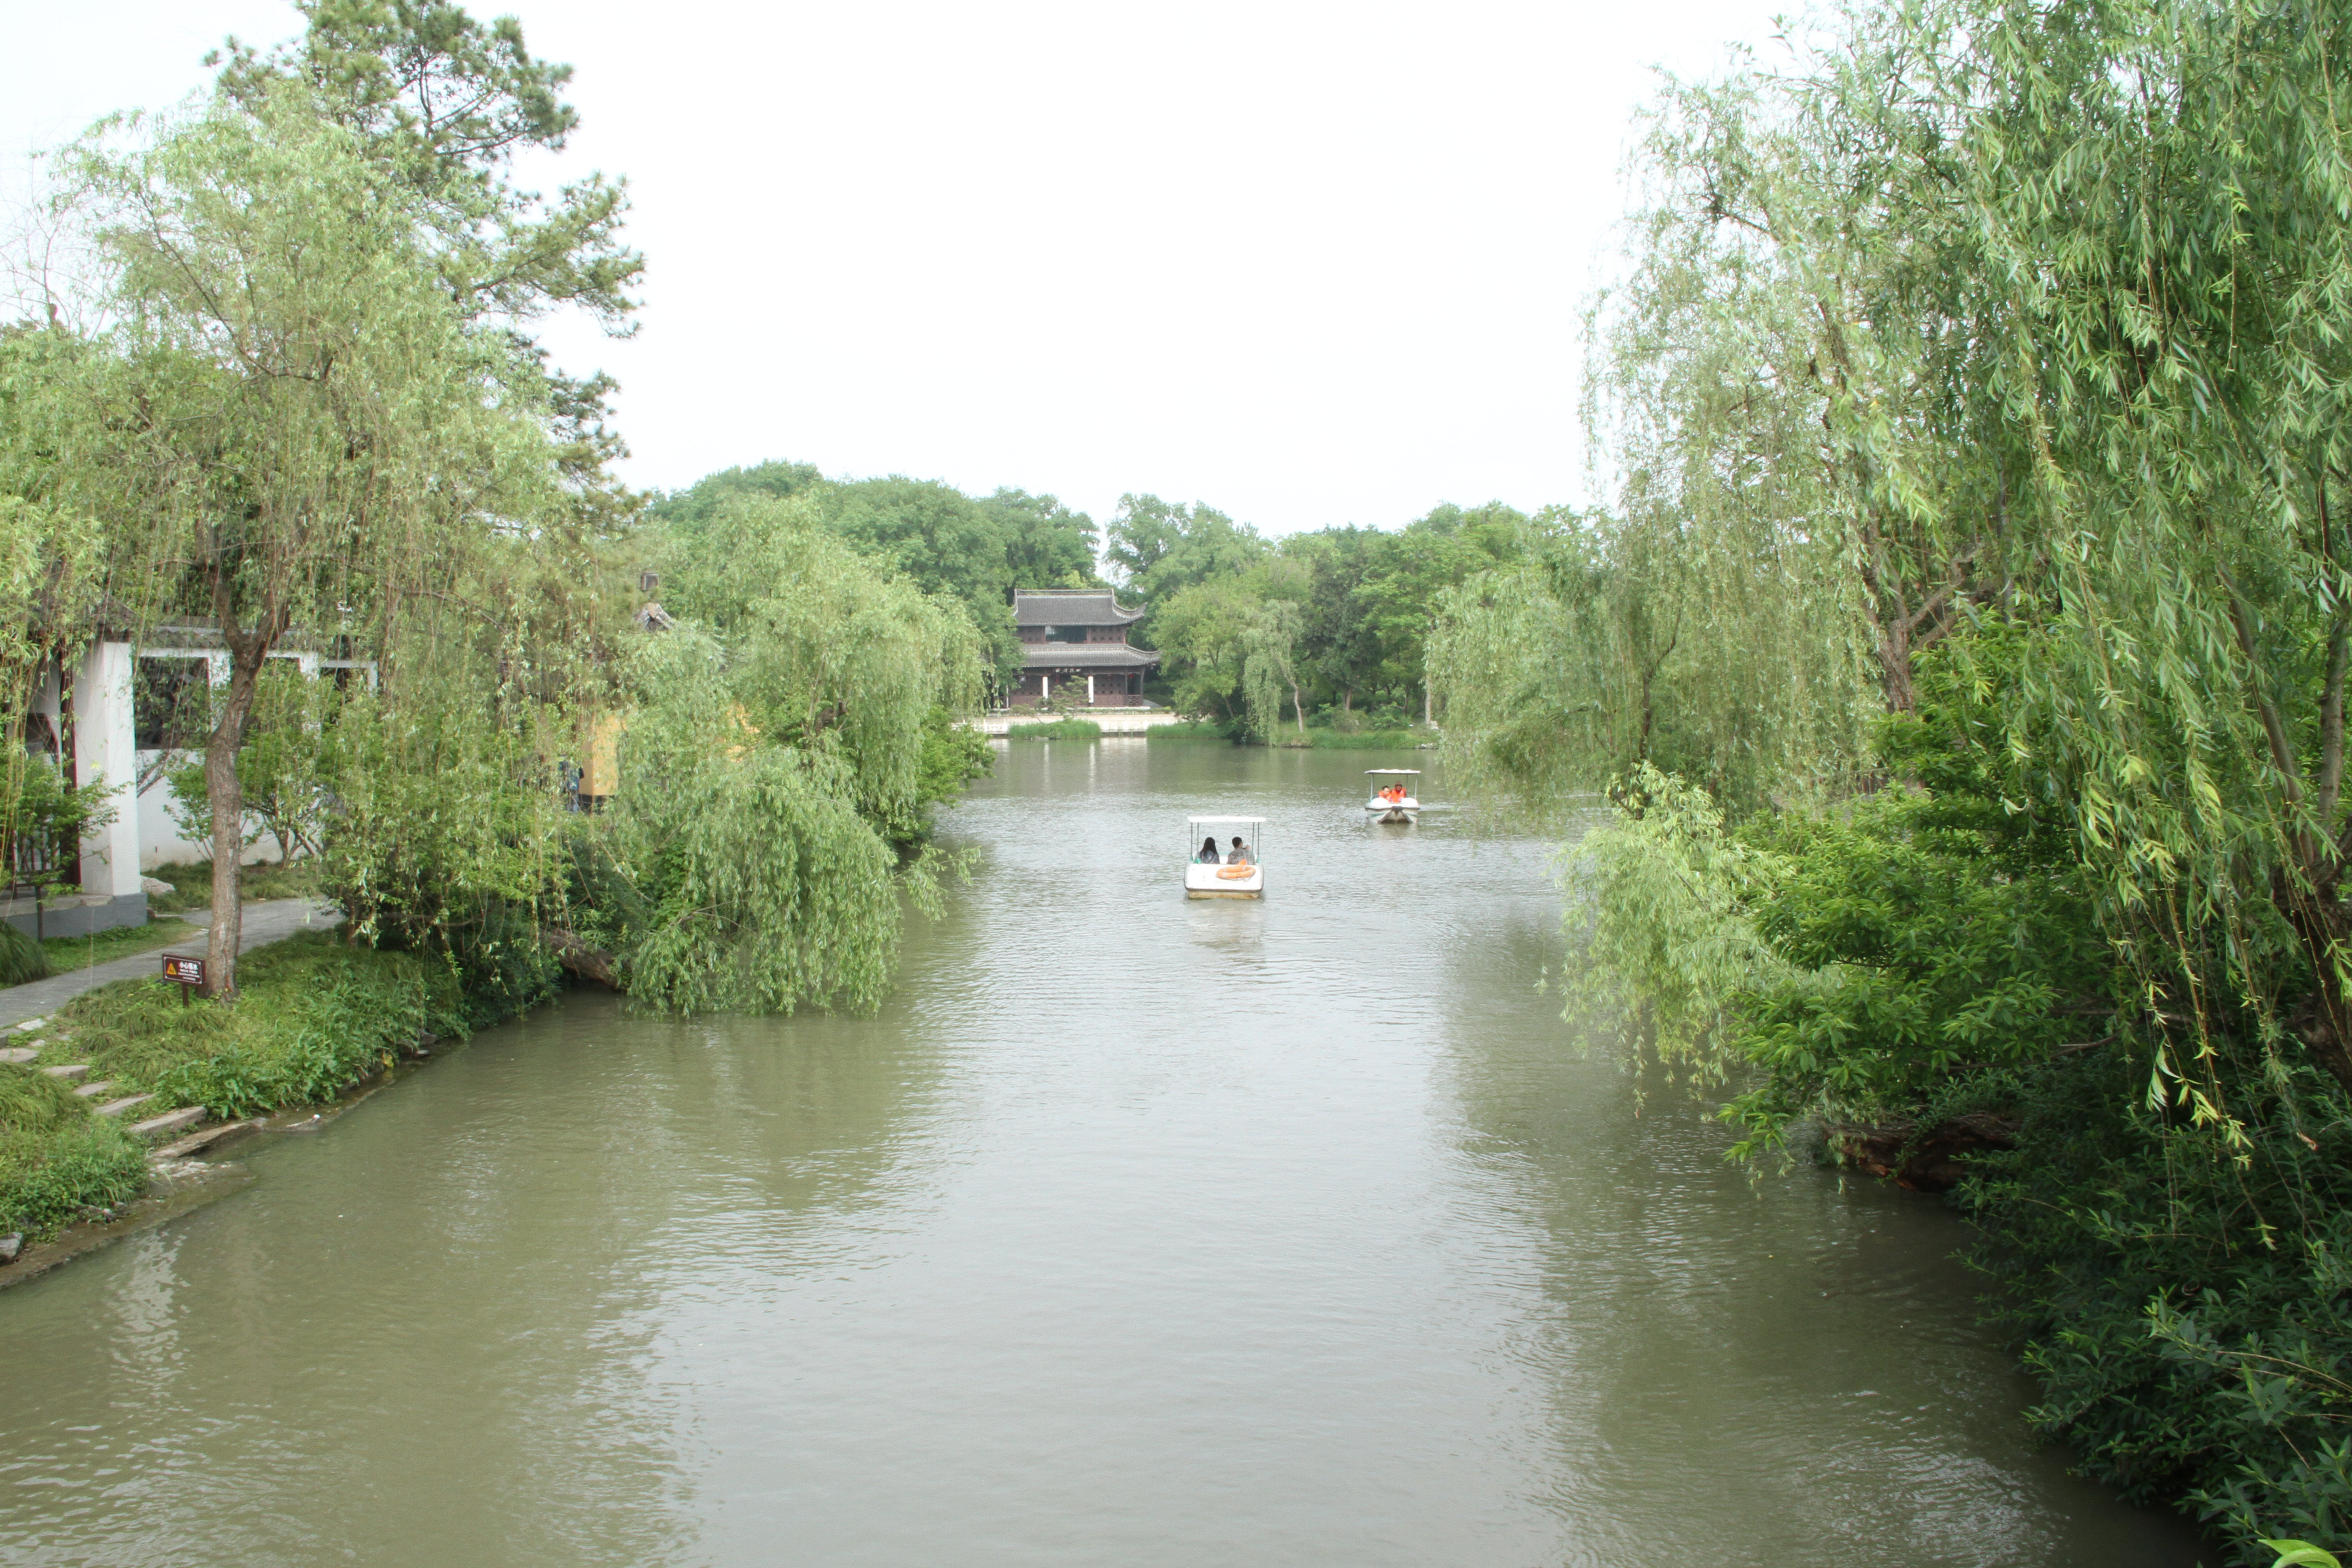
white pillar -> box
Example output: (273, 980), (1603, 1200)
(76, 640), (143, 903)
(1086, 675), (1096, 705)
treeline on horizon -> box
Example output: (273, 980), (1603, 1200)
(652, 458), (1542, 736)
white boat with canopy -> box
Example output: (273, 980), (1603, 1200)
(1184, 815), (1265, 898)
(1364, 769), (1421, 823)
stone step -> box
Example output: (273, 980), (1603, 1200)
(42, 1063), (88, 1080)
(71, 1079), (116, 1099)
(152, 1118), (261, 1160)
(129, 1106), (205, 1141)
(12, 1017), (44, 1032)
(95, 1094), (152, 1118)
(0, 1047), (35, 1065)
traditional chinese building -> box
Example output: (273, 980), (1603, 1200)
(1009, 589), (1159, 708)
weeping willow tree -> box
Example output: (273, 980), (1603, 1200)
(575, 494), (988, 1014)
(1432, 0), (2071, 823)
(1905, 0), (2352, 1116)
(41, 83), (564, 996)
(1422, 0), (2352, 1150)
(1429, 63), (1916, 816)
(1240, 599), (1306, 740)
(1426, 0), (2352, 1548)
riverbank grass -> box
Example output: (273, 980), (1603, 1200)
(0, 934), (471, 1240)
(1144, 720), (1431, 748)
(44, 933), (465, 1119)
(0, 1064), (146, 1242)
(1005, 718), (1102, 740)
(1294, 728), (1426, 749)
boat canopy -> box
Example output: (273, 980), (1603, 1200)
(1363, 769), (1421, 775)
(1187, 815), (1266, 828)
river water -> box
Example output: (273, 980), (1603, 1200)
(0, 743), (2209, 1566)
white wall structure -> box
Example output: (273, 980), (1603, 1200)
(129, 646), (372, 869)
(0, 641), (151, 939)
(75, 640), (143, 910)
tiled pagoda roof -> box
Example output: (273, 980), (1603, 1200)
(1013, 589), (1144, 626)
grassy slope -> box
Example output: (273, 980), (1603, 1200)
(0, 934), (470, 1239)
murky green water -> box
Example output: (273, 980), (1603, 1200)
(0, 743), (2210, 1566)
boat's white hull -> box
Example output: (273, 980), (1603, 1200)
(1364, 796), (1420, 823)
(1185, 863), (1264, 898)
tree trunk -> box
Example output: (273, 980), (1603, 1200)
(544, 927), (620, 988)
(202, 641), (269, 1000)
(2279, 891), (2352, 1097)
(1878, 616), (1916, 714)
(1290, 678), (1306, 734)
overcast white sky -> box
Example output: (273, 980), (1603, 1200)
(7, 0), (1787, 534)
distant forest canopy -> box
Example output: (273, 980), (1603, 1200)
(650, 459), (1544, 729)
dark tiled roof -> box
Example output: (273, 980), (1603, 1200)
(1019, 643), (1161, 669)
(1013, 589), (1143, 625)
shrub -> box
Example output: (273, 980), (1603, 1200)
(0, 1064), (144, 1239)
(1144, 720), (1235, 742)
(1006, 718), (1101, 740)
(1302, 729), (1424, 750)
(1960, 1047), (2352, 1560)
(0, 919), (49, 984)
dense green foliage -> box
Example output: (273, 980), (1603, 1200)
(0, 932), (487, 1241)
(0, 3), (1001, 1035)
(650, 462), (1541, 735)
(54, 933), (466, 1117)
(648, 464), (1099, 684)
(555, 497), (991, 1014)
(1422, 0), (2352, 1555)
(0, 1063), (145, 1241)
(1128, 496), (1529, 733)
(1006, 718), (1102, 740)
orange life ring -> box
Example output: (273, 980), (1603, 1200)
(1215, 862), (1256, 879)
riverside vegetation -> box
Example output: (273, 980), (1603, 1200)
(652, 463), (1530, 742)
(2, 0), (2340, 1558)
(0, 6), (996, 1243)
(1417, 0), (2352, 1558)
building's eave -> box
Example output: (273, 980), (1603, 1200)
(1019, 644), (1161, 669)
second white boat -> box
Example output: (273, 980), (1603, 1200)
(1364, 769), (1421, 823)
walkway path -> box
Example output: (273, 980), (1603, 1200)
(0, 899), (343, 1028)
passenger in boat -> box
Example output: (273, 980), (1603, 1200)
(1196, 836), (1223, 863)
(1225, 835), (1253, 865)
